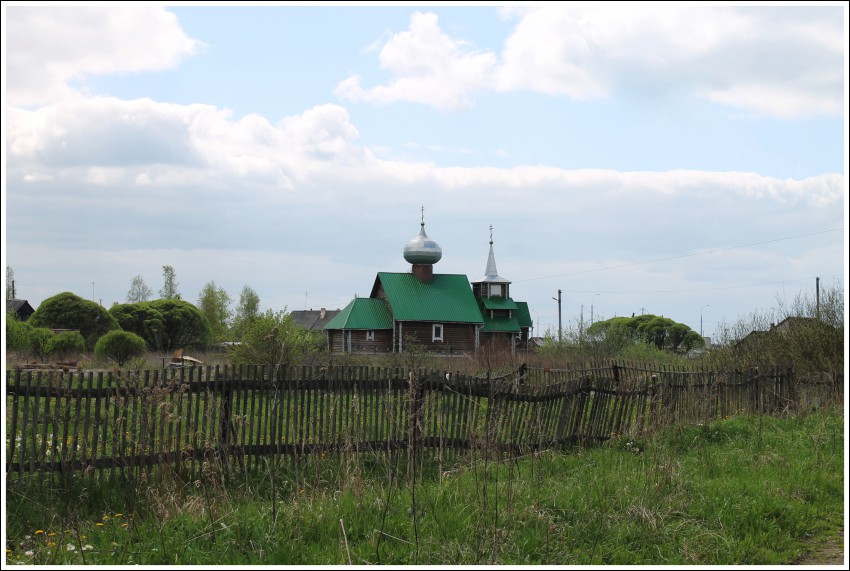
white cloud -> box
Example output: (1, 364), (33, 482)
(6, 90), (843, 212)
(339, 6), (844, 118)
(335, 11), (498, 111)
(706, 83), (844, 119)
(6, 95), (379, 193)
(5, 5), (200, 106)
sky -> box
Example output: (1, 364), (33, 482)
(2, 1), (848, 342)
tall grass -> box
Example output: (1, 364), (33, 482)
(5, 406), (843, 565)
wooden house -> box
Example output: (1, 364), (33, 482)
(325, 214), (532, 355)
(289, 308), (341, 331)
(6, 299), (35, 321)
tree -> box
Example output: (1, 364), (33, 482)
(28, 292), (120, 349)
(6, 266), (14, 300)
(94, 330), (147, 367)
(147, 298), (211, 350)
(229, 309), (324, 369)
(587, 314), (704, 355)
(198, 281), (232, 343)
(126, 274), (153, 303)
(109, 302), (167, 350)
(232, 284), (260, 338)
(159, 265), (180, 300)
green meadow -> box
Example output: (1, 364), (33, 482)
(5, 406), (843, 566)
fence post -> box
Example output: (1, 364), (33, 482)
(220, 366), (232, 448)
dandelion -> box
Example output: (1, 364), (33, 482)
(82, 545), (93, 552)
(102, 515), (110, 521)
(95, 523), (104, 527)
(115, 513), (123, 517)
(34, 530), (44, 536)
(66, 544), (76, 552)
(24, 551), (33, 557)
(121, 523), (128, 528)
(47, 532), (55, 537)
(47, 542), (56, 548)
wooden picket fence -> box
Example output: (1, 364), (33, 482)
(4, 362), (842, 487)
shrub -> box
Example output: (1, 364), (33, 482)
(94, 330), (148, 367)
(109, 302), (167, 350)
(28, 292), (119, 350)
(5, 312), (32, 353)
(229, 309), (325, 369)
(48, 330), (86, 362)
(146, 299), (211, 350)
(28, 327), (55, 362)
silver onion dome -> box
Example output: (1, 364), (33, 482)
(403, 216), (442, 265)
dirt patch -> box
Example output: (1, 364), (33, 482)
(792, 528), (845, 566)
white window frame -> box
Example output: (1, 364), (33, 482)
(366, 330), (375, 341)
(432, 323), (444, 342)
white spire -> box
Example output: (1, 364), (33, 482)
(473, 225), (510, 284)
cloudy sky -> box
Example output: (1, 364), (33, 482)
(3, 2), (847, 341)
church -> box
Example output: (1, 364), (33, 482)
(324, 212), (532, 355)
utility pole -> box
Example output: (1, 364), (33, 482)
(552, 289), (562, 343)
(816, 276), (820, 319)
(591, 293), (600, 325)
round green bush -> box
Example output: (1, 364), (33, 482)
(94, 330), (147, 367)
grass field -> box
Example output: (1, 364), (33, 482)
(4, 406), (844, 565)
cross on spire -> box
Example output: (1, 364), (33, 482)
(489, 224), (493, 245)
(420, 205), (425, 226)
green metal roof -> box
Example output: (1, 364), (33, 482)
(514, 301), (532, 328)
(480, 296), (518, 310)
(373, 272), (484, 323)
(481, 315), (521, 332)
(323, 298), (393, 330)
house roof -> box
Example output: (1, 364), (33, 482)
(324, 298), (393, 330)
(372, 272), (484, 324)
(514, 301), (533, 328)
(6, 299), (35, 318)
(481, 315), (521, 332)
(475, 298), (532, 333)
(289, 308), (341, 331)
(480, 296), (517, 311)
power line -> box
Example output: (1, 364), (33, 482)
(518, 227), (843, 283)
(548, 277), (821, 295)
